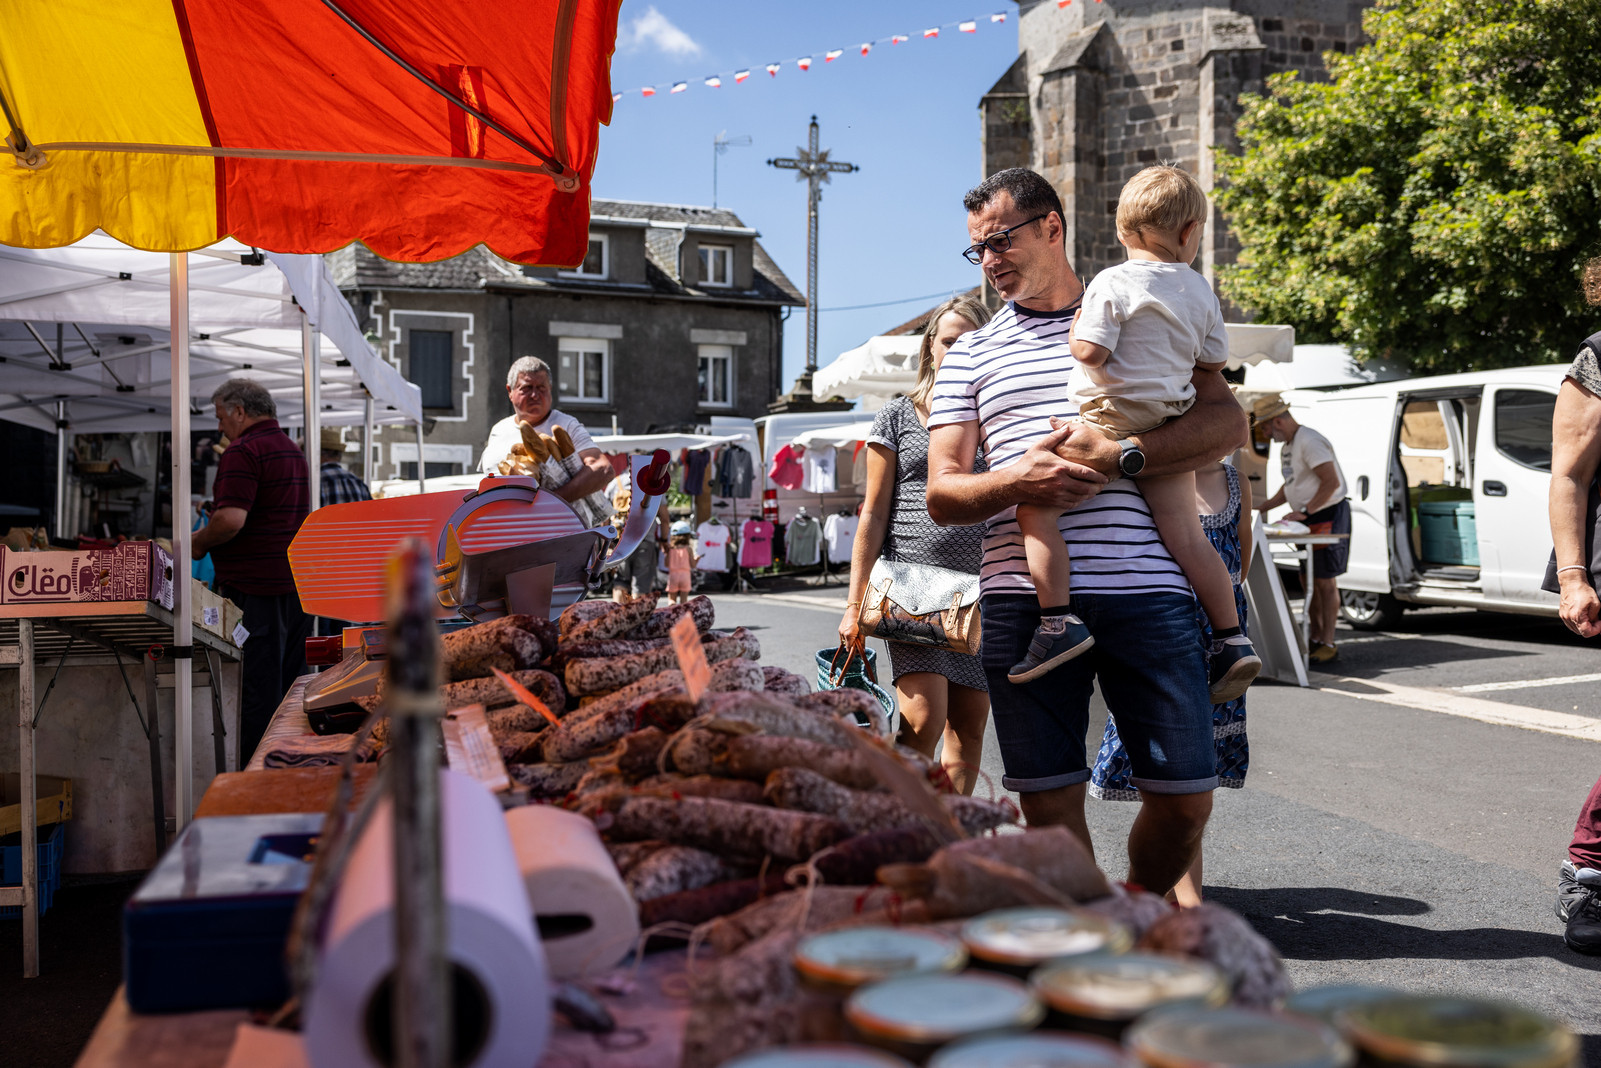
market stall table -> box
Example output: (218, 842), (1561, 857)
(1266, 531), (1350, 672)
(2, 603), (241, 977)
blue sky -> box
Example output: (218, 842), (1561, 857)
(595, 1), (1020, 392)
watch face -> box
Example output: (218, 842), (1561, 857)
(1120, 445), (1145, 476)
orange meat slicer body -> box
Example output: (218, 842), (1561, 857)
(289, 451), (672, 626)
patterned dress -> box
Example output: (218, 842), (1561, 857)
(1090, 463), (1249, 799)
(865, 396), (989, 692)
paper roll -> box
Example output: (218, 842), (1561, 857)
(504, 805), (641, 978)
(305, 770), (550, 1068)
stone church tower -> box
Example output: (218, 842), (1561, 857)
(980, 1), (1374, 300)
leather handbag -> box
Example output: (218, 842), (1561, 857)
(857, 558), (982, 656)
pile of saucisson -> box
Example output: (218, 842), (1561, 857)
(437, 592), (1019, 927)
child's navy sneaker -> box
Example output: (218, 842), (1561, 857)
(1007, 614), (1095, 684)
(1209, 635), (1260, 703)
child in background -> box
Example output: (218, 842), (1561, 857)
(665, 521), (698, 605)
(1009, 163), (1260, 703)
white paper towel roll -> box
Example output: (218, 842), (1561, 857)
(504, 805), (640, 978)
(305, 769), (551, 1068)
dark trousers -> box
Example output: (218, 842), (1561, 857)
(1572, 774), (1601, 870)
(227, 590), (312, 766)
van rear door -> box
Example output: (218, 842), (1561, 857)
(1475, 384), (1558, 604)
(1291, 392), (1397, 594)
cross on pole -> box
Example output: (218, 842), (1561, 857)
(768, 115), (858, 373)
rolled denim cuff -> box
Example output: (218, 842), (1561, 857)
(1001, 768), (1091, 793)
(1129, 774), (1219, 796)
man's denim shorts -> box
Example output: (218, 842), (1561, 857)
(980, 592), (1218, 795)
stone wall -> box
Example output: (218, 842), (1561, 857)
(987, 0), (1372, 302)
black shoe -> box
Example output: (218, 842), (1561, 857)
(1208, 636), (1261, 703)
(1560, 861), (1601, 955)
(1007, 614), (1094, 684)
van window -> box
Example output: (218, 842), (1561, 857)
(1493, 389), (1556, 471)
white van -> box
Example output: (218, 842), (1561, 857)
(1252, 365), (1567, 628)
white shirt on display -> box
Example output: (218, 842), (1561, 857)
(822, 513), (858, 562)
(695, 520), (730, 571)
(802, 448), (837, 494)
(478, 410), (597, 473)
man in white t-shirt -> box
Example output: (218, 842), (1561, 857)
(1252, 395), (1350, 663)
(925, 168), (1247, 898)
(479, 356), (613, 505)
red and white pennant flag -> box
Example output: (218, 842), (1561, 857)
(959, 20), (977, 32)
(671, 81), (687, 93)
(825, 48), (843, 62)
(860, 42), (871, 56)
(991, 12), (1006, 21)
(923, 27), (939, 38)
(705, 75), (721, 87)
(735, 69), (751, 83)
(766, 62), (781, 76)
(891, 34), (909, 44)
(641, 86), (656, 96)
(797, 56), (812, 70)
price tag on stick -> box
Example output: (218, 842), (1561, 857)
(671, 614), (711, 702)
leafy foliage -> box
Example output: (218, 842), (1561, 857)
(1215, 0), (1601, 372)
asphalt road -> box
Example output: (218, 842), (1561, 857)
(714, 588), (1601, 1055)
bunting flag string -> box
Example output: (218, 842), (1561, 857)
(612, 11), (1029, 104)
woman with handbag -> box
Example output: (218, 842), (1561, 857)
(839, 295), (993, 794)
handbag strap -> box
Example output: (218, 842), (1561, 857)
(829, 637), (877, 687)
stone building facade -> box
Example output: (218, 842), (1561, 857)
(981, 1), (1374, 297)
(327, 200), (804, 481)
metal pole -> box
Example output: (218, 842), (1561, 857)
(414, 421), (426, 494)
(54, 400), (67, 542)
(170, 252), (195, 828)
(806, 117), (819, 373)
(363, 394), (375, 486)
(386, 539), (448, 1068)
(302, 311), (322, 510)
(19, 617), (38, 977)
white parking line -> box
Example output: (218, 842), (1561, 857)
(1317, 675), (1601, 743)
(1455, 672), (1601, 694)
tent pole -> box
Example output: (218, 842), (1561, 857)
(54, 400), (68, 542)
(415, 421), (426, 493)
(302, 311), (321, 509)
(170, 253), (195, 831)
(362, 394), (375, 486)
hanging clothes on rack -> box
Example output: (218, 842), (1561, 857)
(717, 446), (755, 498)
(785, 510), (822, 566)
(822, 510), (859, 563)
(683, 449), (713, 495)
(768, 444), (805, 491)
(739, 518), (774, 568)
(695, 517), (731, 571)
(802, 446), (837, 494)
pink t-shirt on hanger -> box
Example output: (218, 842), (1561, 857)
(739, 519), (774, 568)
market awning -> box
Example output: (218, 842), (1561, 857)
(812, 335), (921, 412)
(0, 0), (622, 265)
(792, 421), (879, 450)
(590, 432), (750, 453)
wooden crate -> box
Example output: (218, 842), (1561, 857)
(0, 773), (72, 837)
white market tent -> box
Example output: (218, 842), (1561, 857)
(812, 335), (920, 412)
(791, 421), (878, 450)
(0, 235), (423, 827)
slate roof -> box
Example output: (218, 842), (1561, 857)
(326, 198), (805, 306)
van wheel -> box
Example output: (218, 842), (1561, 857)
(1340, 590), (1403, 630)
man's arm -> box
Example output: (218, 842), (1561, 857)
(1287, 462), (1342, 519)
(1053, 367), (1248, 480)
(1257, 486), (1287, 514)
(926, 420), (1107, 527)
(191, 507), (246, 559)
(554, 448), (613, 503)
(1551, 377), (1601, 638)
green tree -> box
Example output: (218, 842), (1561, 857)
(1215, 0), (1601, 373)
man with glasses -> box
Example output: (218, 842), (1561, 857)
(926, 168), (1246, 897)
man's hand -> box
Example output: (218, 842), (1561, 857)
(1017, 422), (1109, 510)
(1283, 511), (1307, 522)
(1049, 417), (1122, 480)
(1560, 574), (1601, 638)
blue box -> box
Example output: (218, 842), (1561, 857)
(123, 813), (322, 1013)
(1418, 500), (1479, 566)
(1, 822), (65, 919)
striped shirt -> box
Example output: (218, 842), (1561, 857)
(926, 302), (1189, 598)
(211, 419), (310, 596)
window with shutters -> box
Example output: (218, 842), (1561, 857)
(409, 329), (455, 410)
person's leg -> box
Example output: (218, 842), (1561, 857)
(1561, 774), (1601, 952)
(894, 671), (949, 760)
(941, 682), (991, 796)
(1142, 474), (1238, 631)
(980, 594), (1096, 852)
(1016, 504), (1073, 610)
(1170, 849), (1204, 908)
(236, 593), (278, 766)
(1310, 577), (1340, 647)
(278, 593), (311, 696)
(1087, 591), (1218, 898)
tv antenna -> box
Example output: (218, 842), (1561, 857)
(713, 130), (752, 208)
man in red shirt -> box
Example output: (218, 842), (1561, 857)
(192, 379), (311, 764)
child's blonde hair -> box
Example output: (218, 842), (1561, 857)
(1116, 163), (1209, 239)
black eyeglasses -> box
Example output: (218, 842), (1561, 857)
(961, 214), (1049, 264)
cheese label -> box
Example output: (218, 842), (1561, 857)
(671, 614), (710, 702)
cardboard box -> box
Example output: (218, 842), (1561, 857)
(191, 579), (230, 638)
(0, 542), (174, 608)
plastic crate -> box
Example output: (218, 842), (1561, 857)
(1418, 500), (1479, 566)
(1, 822), (65, 919)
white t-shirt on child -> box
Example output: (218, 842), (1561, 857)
(1067, 259), (1229, 411)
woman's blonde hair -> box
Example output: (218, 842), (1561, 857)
(910, 295), (992, 410)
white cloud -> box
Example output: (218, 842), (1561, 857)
(623, 6), (702, 58)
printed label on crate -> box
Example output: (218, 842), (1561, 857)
(232, 621), (250, 647)
(202, 606), (221, 627)
(671, 614), (711, 702)
(0, 543), (165, 605)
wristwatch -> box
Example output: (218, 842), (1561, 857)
(1117, 439), (1146, 478)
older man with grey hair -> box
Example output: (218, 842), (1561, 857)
(478, 355), (612, 503)
(193, 378), (311, 763)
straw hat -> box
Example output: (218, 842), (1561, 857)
(319, 427), (350, 452)
(1249, 394), (1291, 424)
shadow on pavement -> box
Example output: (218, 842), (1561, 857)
(1211, 885), (1601, 970)
(1311, 638), (1526, 680)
